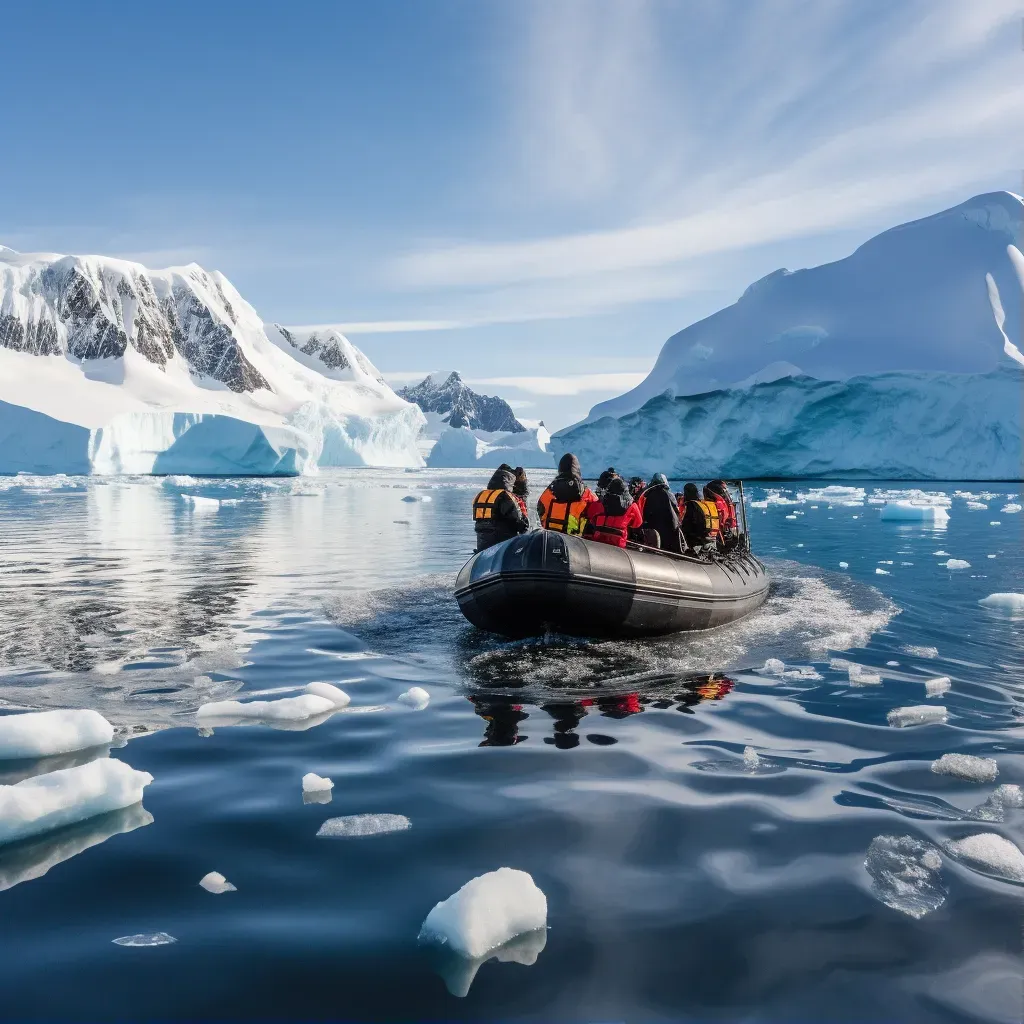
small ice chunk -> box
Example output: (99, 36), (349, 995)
(848, 664), (882, 685)
(742, 746), (761, 770)
(966, 501), (988, 510)
(785, 514), (798, 520)
(886, 661), (900, 667)
(829, 657), (851, 671)
(181, 494), (220, 510)
(418, 867), (548, 960)
(302, 773), (334, 794)
(0, 759), (153, 846)
(931, 754), (997, 783)
(0, 709), (114, 761)
(398, 686), (430, 710)
(402, 495), (432, 503)
(888, 705), (948, 728)
(986, 554), (997, 559)
(316, 813), (411, 838)
(900, 561), (914, 566)
(304, 682), (351, 708)
(942, 559), (970, 570)
(199, 871), (236, 894)
(902, 644), (938, 658)
(196, 694), (335, 722)
(838, 561), (849, 569)
(944, 833), (1024, 883)
(875, 568), (890, 576)
(865, 834), (946, 918)
(989, 521), (1001, 526)
(924, 676), (951, 697)
(978, 593), (1024, 617)
(760, 658), (786, 676)
(880, 503), (950, 524)
(112, 932), (177, 947)
(431, 928), (547, 998)
(972, 784), (1024, 822)
(878, 560), (894, 565)
(933, 550), (950, 556)
(1001, 503), (1021, 513)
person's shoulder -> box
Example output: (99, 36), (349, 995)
(582, 487), (597, 501)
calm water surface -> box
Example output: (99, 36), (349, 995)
(0, 470), (1021, 1021)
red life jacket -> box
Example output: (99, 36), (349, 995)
(583, 500), (643, 548)
(712, 494), (730, 535)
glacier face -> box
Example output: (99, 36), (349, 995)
(554, 367), (1023, 481)
(557, 191), (1024, 480)
(0, 250), (425, 475)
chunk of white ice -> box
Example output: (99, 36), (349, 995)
(838, 561), (849, 569)
(196, 693), (336, 722)
(0, 758), (152, 846)
(978, 593), (1024, 617)
(865, 834), (945, 918)
(972, 784), (1024, 822)
(430, 928), (547, 999)
(0, 709), (114, 760)
(966, 501), (988, 510)
(887, 705), (948, 728)
(398, 686), (430, 710)
(418, 867), (548, 960)
(902, 645), (938, 659)
(875, 568), (890, 575)
(199, 871), (236, 893)
(302, 772), (333, 794)
(1001, 503), (1022, 513)
(931, 754), (997, 783)
(304, 682), (351, 708)
(924, 676), (951, 697)
(880, 503), (950, 524)
(943, 833), (1024, 883)
(942, 559), (971, 570)
(316, 813), (411, 838)
(113, 932), (177, 947)
(181, 494), (220, 510)
(933, 550), (949, 556)
(760, 658), (786, 676)
(848, 664), (882, 685)
(742, 746), (761, 770)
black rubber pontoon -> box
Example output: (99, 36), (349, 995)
(455, 531), (770, 639)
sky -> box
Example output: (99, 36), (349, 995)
(1, 0), (1021, 429)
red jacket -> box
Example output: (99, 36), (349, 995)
(712, 494), (729, 533)
(582, 499), (643, 548)
(514, 494), (528, 519)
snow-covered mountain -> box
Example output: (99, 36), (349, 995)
(398, 371), (525, 433)
(0, 249), (424, 474)
(555, 192), (1024, 480)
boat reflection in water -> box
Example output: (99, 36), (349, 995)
(468, 674), (735, 748)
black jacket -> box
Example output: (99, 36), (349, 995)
(475, 467), (529, 551)
(680, 500), (711, 550)
(641, 481), (682, 554)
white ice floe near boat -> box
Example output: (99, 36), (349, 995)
(199, 870), (236, 894)
(418, 867), (548, 960)
(196, 693), (336, 722)
(931, 754), (998, 783)
(0, 758), (152, 846)
(944, 833), (1024, 883)
(0, 248), (425, 474)
(978, 593), (1024, 617)
(864, 834), (946, 918)
(0, 709), (114, 760)
(553, 193), (1023, 479)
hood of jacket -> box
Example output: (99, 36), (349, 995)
(487, 467), (515, 491)
(557, 452), (582, 478)
(600, 491), (633, 517)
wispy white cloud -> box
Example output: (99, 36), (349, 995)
(291, 320), (469, 335)
(467, 372), (648, 396)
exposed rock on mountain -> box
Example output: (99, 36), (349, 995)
(399, 371), (525, 434)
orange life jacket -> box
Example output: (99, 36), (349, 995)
(692, 499), (721, 536)
(537, 487), (589, 535)
(472, 488), (506, 521)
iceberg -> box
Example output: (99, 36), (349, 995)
(0, 249), (425, 474)
(880, 503), (951, 524)
(426, 423), (554, 469)
(0, 709), (114, 760)
(417, 867), (548, 960)
(0, 758), (152, 846)
(554, 193), (1024, 480)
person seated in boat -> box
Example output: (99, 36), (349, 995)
(472, 465), (529, 552)
(595, 467), (619, 499)
(627, 476), (647, 513)
(512, 466), (530, 520)
(705, 479), (739, 550)
(641, 473), (683, 554)
(679, 481), (720, 554)
(581, 476), (643, 548)
(537, 453), (596, 535)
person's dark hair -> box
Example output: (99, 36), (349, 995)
(683, 482), (700, 500)
(606, 476), (628, 496)
(513, 467), (528, 497)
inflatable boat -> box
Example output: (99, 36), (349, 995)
(455, 530), (770, 639)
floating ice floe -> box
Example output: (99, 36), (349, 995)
(942, 558), (971, 570)
(865, 834), (945, 918)
(966, 501), (988, 510)
(978, 593), (1024, 618)
(943, 833), (1024, 883)
(887, 705), (948, 728)
(401, 495), (432, 503)
(398, 686), (431, 710)
(742, 746), (761, 770)
(785, 514), (798, 520)
(0, 709), (114, 760)
(838, 561), (849, 569)
(924, 676), (951, 697)
(760, 658), (785, 676)
(303, 773), (333, 794)
(902, 644), (938, 658)
(900, 561), (914, 566)
(886, 661), (899, 667)
(989, 521), (1001, 526)
(113, 932), (177, 947)
(933, 550), (949, 556)
(971, 784), (1024, 822)
(879, 503), (950, 524)
(931, 754), (997, 783)
(756, 658), (820, 681)
(180, 494), (220, 510)
(875, 568), (890, 576)
(1002, 503), (1022, 513)
(304, 682), (351, 708)
(418, 867), (548, 961)
(848, 664), (882, 685)
(199, 871), (236, 894)
(316, 813), (411, 838)
(196, 693), (336, 723)
(0, 759), (153, 846)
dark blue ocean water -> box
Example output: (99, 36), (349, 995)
(0, 471), (1021, 1021)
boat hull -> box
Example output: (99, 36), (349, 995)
(455, 530), (770, 638)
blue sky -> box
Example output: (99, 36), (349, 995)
(2, 0), (1020, 429)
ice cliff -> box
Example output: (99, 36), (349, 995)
(555, 192), (1024, 480)
(0, 249), (425, 475)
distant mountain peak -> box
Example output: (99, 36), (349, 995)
(399, 371), (525, 433)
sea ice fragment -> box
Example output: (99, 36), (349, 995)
(304, 682), (351, 707)
(887, 705), (948, 728)
(0, 709), (114, 760)
(418, 867), (548, 960)
(196, 694), (336, 722)
(943, 833), (1024, 883)
(839, 561), (849, 569)
(1001, 503), (1021, 513)
(742, 746), (761, 770)
(942, 559), (971, 570)
(199, 871), (236, 893)
(902, 645), (938, 658)
(931, 754), (997, 783)
(112, 932), (177, 947)
(971, 785), (1024, 822)
(398, 686), (430, 709)
(875, 568), (890, 575)
(761, 658), (786, 676)
(303, 773), (334, 794)
(848, 664), (882, 685)
(978, 593), (1024, 617)
(924, 676), (951, 697)
(880, 504), (949, 524)
(316, 813), (411, 838)
(865, 834), (945, 918)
